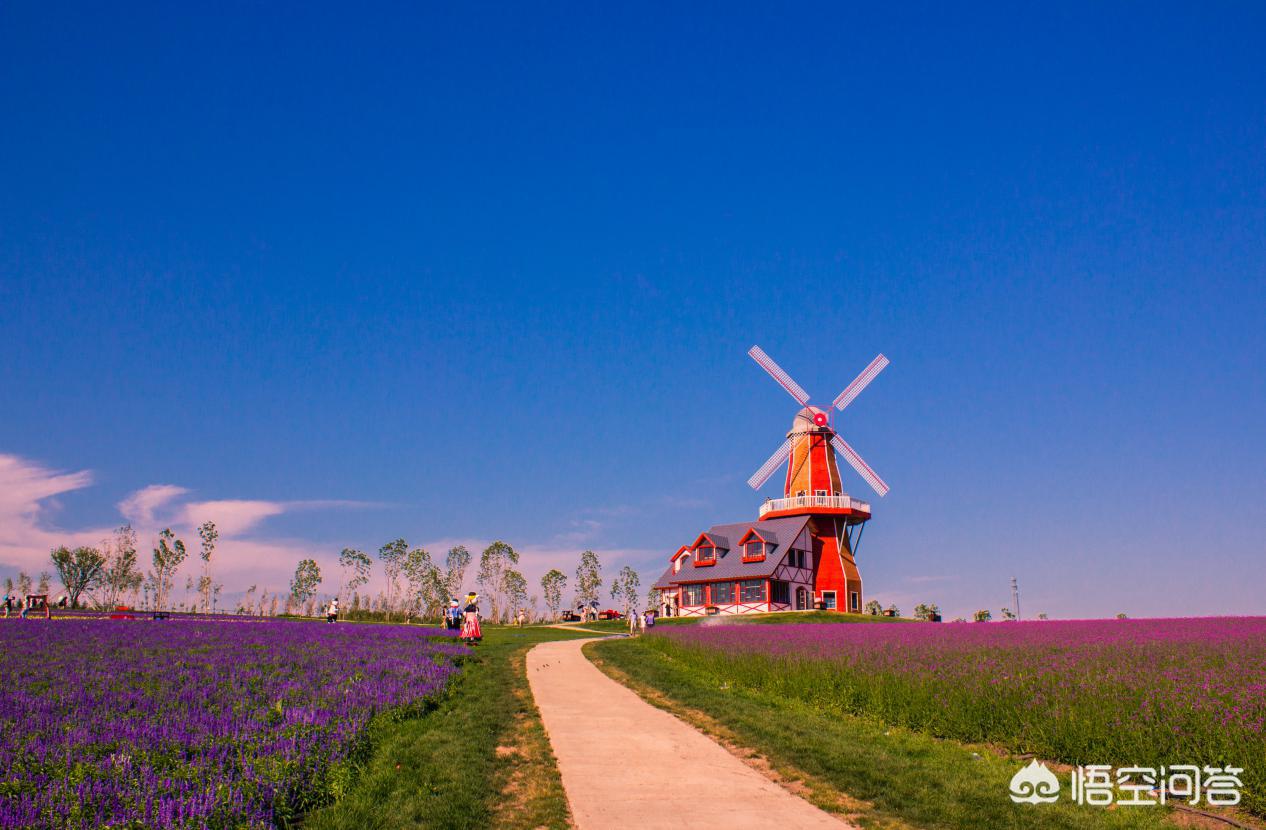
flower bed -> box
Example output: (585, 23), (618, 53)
(651, 617), (1266, 815)
(0, 618), (466, 828)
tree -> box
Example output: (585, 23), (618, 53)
(609, 566), (641, 616)
(444, 545), (472, 599)
(195, 521), (220, 613)
(1000, 607), (1017, 621)
(339, 548), (372, 601)
(402, 546), (445, 621)
(973, 609), (992, 622)
(148, 529), (187, 611)
(477, 541), (519, 622)
(37, 571), (52, 595)
(540, 569), (567, 620)
(16, 571), (32, 597)
(913, 603), (940, 621)
(98, 525), (143, 610)
(238, 584), (258, 615)
(574, 550), (602, 609)
(290, 559), (322, 608)
(1116, 612), (1128, 620)
(504, 569), (529, 619)
(50, 546), (105, 608)
(646, 585), (660, 614)
(378, 539), (409, 619)
(1037, 612), (1049, 620)
(864, 599), (883, 616)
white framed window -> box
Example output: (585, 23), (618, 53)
(850, 591), (860, 611)
(822, 590), (837, 610)
(682, 584), (705, 606)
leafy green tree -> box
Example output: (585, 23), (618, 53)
(477, 541), (519, 622)
(540, 569), (567, 620)
(574, 550), (602, 608)
(504, 569), (529, 620)
(444, 545), (471, 599)
(913, 602), (940, 621)
(148, 529), (187, 611)
(195, 521), (220, 613)
(50, 545), (106, 608)
(1037, 612), (1049, 620)
(338, 548), (372, 601)
(1000, 607), (1017, 621)
(403, 546), (446, 621)
(290, 559), (322, 608)
(99, 525), (143, 609)
(973, 609), (992, 622)
(378, 539), (409, 618)
(610, 565), (641, 616)
(864, 599), (883, 616)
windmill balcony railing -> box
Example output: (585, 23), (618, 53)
(759, 493), (871, 517)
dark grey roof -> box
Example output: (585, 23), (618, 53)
(698, 533), (730, 549)
(654, 515), (811, 586)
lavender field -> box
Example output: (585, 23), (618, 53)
(0, 618), (466, 829)
(651, 617), (1266, 816)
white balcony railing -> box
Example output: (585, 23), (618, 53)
(758, 493), (871, 517)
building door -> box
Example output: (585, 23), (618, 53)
(796, 587), (808, 610)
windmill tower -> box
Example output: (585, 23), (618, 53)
(746, 346), (890, 612)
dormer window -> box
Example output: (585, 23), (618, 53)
(737, 528), (771, 563)
(695, 544), (717, 566)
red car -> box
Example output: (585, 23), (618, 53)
(596, 609), (623, 620)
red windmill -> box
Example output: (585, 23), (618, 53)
(651, 346), (892, 617)
(746, 346), (889, 613)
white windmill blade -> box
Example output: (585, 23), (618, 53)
(833, 353), (889, 411)
(748, 438), (793, 490)
(748, 346), (810, 407)
(830, 434), (890, 497)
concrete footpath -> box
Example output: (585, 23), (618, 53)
(526, 636), (854, 830)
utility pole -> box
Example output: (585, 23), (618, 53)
(1010, 576), (1021, 622)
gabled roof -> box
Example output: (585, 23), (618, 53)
(737, 526), (778, 546)
(655, 514), (812, 586)
(691, 531), (730, 550)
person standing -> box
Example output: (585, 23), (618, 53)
(326, 597), (339, 623)
(461, 593), (483, 645)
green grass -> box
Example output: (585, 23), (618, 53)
(588, 636), (1179, 830)
(558, 609), (913, 634)
(303, 625), (590, 830)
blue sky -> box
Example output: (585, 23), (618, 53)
(2, 3), (1264, 618)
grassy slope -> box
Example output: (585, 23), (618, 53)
(304, 625), (589, 830)
(563, 609), (915, 635)
(589, 632), (1179, 830)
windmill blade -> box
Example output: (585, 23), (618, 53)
(833, 354), (889, 411)
(748, 346), (810, 407)
(747, 438), (793, 490)
(830, 434), (890, 497)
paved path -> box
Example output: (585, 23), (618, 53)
(527, 637), (855, 830)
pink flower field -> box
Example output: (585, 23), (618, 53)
(651, 616), (1266, 816)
